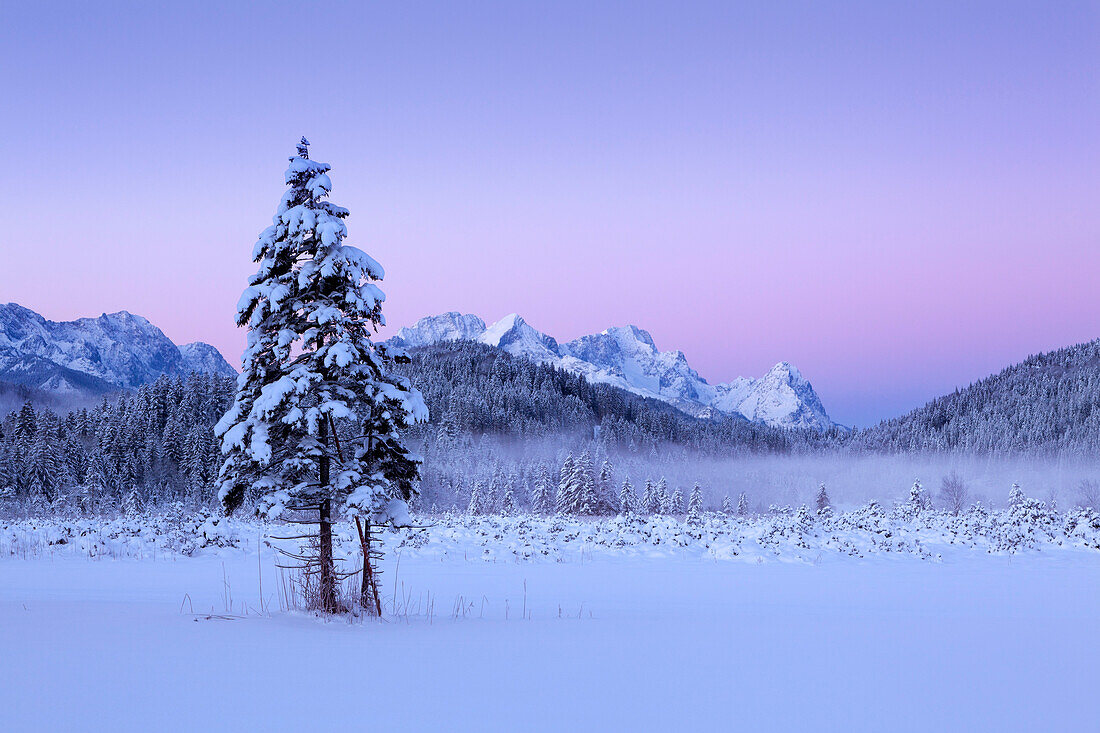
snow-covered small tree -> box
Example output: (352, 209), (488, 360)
(906, 479), (932, 515)
(656, 477), (670, 514)
(721, 494), (734, 515)
(815, 483), (831, 514)
(531, 463), (554, 515)
(436, 405), (460, 448)
(215, 139), (426, 612)
(122, 486), (144, 518)
(556, 453), (576, 514)
(501, 482), (517, 516)
(998, 488), (1056, 552)
(686, 483), (704, 525)
(1008, 482), (1026, 509)
(619, 479), (635, 516)
(669, 488), (685, 516)
(467, 481), (483, 515)
(483, 473), (499, 515)
(641, 479), (658, 515)
(736, 492), (749, 517)
(597, 459), (616, 515)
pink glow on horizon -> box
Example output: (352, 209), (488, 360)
(2, 2), (1098, 426)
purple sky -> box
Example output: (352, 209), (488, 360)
(2, 2), (1098, 426)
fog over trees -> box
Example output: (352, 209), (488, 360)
(3, 336), (1100, 519)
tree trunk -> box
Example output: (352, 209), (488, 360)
(319, 498), (335, 612)
(356, 517), (381, 616)
(318, 420), (336, 612)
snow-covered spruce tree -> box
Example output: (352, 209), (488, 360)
(1007, 482), (1026, 509)
(721, 494), (734, 516)
(656, 477), (670, 514)
(467, 480), (483, 515)
(686, 483), (704, 525)
(556, 453), (576, 514)
(815, 483), (831, 515)
(576, 450), (599, 514)
(436, 405), (460, 448)
(122, 486), (145, 518)
(903, 479), (932, 519)
(483, 473), (499, 515)
(597, 459), (616, 514)
(531, 463), (554, 515)
(559, 449), (598, 515)
(216, 139), (427, 613)
(665, 487), (683, 516)
(28, 420), (67, 507)
(641, 479), (658, 515)
(619, 479), (635, 516)
(501, 482), (517, 516)
(736, 492), (749, 517)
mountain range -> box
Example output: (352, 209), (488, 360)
(3, 302), (1095, 453)
(391, 312), (834, 431)
(0, 303), (236, 396)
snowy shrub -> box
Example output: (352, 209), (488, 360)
(1063, 508), (1100, 549)
(6, 494), (1100, 564)
(990, 490), (1058, 553)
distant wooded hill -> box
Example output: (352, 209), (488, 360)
(850, 339), (1100, 455)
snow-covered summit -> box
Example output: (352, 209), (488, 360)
(560, 325), (713, 406)
(179, 342), (236, 378)
(389, 311), (835, 430)
(477, 314), (561, 362)
(391, 312), (487, 348)
(0, 303), (236, 395)
(722, 361), (832, 431)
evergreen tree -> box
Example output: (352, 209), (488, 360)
(215, 139), (427, 612)
(669, 488), (685, 516)
(556, 453), (576, 514)
(560, 449), (597, 515)
(501, 482), (517, 516)
(686, 483), (704, 525)
(815, 483), (831, 514)
(641, 479), (657, 515)
(531, 463), (554, 515)
(81, 455), (108, 515)
(0, 452), (14, 500)
(736, 492), (749, 517)
(63, 435), (87, 487)
(618, 479), (635, 516)
(467, 480), (483, 515)
(15, 403), (36, 441)
(123, 486), (144, 518)
(484, 469), (500, 514)
(721, 494), (734, 515)
(1008, 482), (1026, 509)
(656, 477), (670, 514)
(28, 420), (66, 506)
(907, 479), (931, 514)
(597, 459), (616, 515)
(436, 405), (460, 448)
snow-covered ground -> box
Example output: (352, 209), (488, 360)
(3, 513), (1099, 731)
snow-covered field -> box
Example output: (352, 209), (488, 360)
(3, 511), (1099, 731)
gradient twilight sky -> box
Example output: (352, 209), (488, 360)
(1, 2), (1098, 426)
